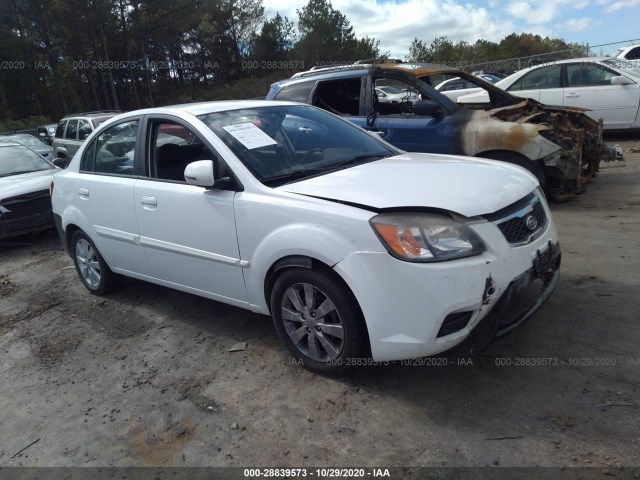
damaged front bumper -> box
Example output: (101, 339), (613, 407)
(463, 241), (561, 353)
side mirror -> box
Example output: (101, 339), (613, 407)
(52, 158), (67, 168)
(413, 100), (444, 118)
(184, 160), (215, 187)
(611, 75), (633, 85)
(184, 160), (232, 189)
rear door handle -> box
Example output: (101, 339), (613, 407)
(565, 93), (579, 98)
(78, 188), (89, 198)
(141, 196), (157, 209)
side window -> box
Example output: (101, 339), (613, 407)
(274, 80), (315, 102)
(55, 120), (67, 138)
(64, 120), (78, 140)
(80, 139), (97, 172)
(78, 119), (92, 140)
(625, 47), (640, 60)
(149, 121), (217, 182)
(567, 64), (617, 87)
(93, 120), (139, 175)
(508, 66), (561, 91)
(311, 78), (362, 116)
(374, 77), (425, 116)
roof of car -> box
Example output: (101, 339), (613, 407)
(288, 62), (461, 80)
(62, 110), (122, 119)
(113, 100), (302, 118)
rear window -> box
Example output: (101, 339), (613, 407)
(274, 81), (315, 103)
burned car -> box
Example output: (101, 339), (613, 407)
(267, 63), (622, 200)
(0, 141), (57, 239)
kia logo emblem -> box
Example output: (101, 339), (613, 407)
(525, 215), (538, 231)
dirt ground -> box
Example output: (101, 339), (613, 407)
(1, 137), (639, 473)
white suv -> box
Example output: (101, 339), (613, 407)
(51, 101), (560, 372)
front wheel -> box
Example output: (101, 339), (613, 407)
(271, 268), (366, 373)
(71, 230), (120, 295)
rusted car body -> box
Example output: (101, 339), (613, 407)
(268, 62), (622, 200)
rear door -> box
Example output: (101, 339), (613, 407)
(75, 118), (150, 275)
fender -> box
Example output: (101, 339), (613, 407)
(243, 223), (366, 314)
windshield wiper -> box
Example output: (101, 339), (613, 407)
(333, 154), (389, 168)
(262, 168), (328, 186)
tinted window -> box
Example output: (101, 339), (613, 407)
(274, 81), (315, 102)
(55, 120), (67, 138)
(65, 120), (78, 140)
(508, 65), (561, 91)
(92, 120), (138, 175)
(567, 63), (617, 87)
(625, 47), (640, 60)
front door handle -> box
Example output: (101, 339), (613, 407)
(78, 188), (89, 198)
(565, 93), (579, 98)
(141, 196), (157, 209)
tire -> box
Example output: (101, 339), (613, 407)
(71, 230), (120, 295)
(479, 151), (546, 189)
(270, 268), (366, 373)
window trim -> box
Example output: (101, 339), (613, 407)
(139, 114), (244, 191)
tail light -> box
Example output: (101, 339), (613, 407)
(49, 180), (54, 197)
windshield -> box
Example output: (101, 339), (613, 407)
(199, 105), (396, 186)
(0, 145), (55, 177)
(5, 135), (46, 149)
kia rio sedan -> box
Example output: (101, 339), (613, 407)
(51, 101), (561, 372)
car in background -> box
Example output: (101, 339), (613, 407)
(52, 111), (121, 165)
(267, 62), (620, 200)
(435, 72), (503, 102)
(0, 141), (58, 239)
(51, 101), (560, 372)
(2, 133), (55, 160)
(375, 85), (420, 103)
(37, 124), (57, 145)
(616, 43), (640, 61)
(457, 58), (640, 130)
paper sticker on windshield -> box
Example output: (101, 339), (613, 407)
(223, 123), (277, 150)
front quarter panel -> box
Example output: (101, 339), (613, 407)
(234, 189), (383, 314)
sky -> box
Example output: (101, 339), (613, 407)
(261, 0), (640, 59)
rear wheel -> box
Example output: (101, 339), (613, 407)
(271, 268), (366, 373)
(479, 151), (546, 189)
(71, 230), (120, 295)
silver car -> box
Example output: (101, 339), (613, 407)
(52, 111), (120, 165)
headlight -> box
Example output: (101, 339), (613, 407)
(370, 213), (485, 262)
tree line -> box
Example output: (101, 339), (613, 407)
(0, 0), (586, 129)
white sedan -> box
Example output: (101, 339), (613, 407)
(375, 86), (419, 103)
(51, 101), (560, 372)
(458, 58), (640, 130)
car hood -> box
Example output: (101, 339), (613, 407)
(0, 170), (54, 201)
(278, 153), (537, 217)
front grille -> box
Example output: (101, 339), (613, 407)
(491, 195), (548, 247)
(0, 189), (52, 222)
